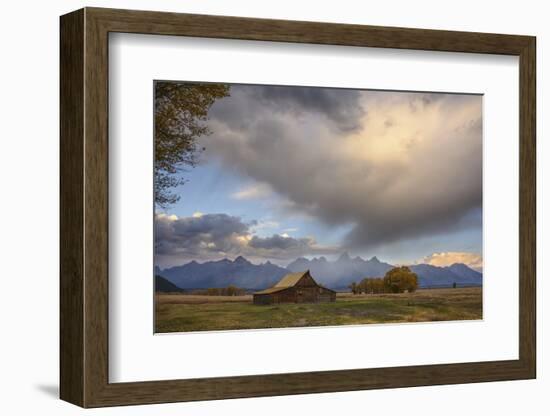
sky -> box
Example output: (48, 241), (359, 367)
(155, 83), (483, 271)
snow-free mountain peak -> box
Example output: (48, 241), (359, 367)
(234, 255), (250, 264)
(337, 252), (351, 262)
(159, 255), (482, 291)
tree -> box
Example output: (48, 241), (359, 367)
(383, 266), (418, 293)
(155, 82), (230, 207)
(226, 285), (239, 296)
(357, 277), (386, 294)
(349, 282), (358, 294)
(358, 278), (368, 294)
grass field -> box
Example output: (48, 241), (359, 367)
(155, 287), (482, 333)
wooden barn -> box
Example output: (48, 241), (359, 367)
(253, 270), (336, 305)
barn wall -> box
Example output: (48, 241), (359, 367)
(274, 288), (297, 303)
(296, 287), (318, 303)
(254, 285), (336, 305)
(296, 272), (316, 287)
(253, 294), (272, 305)
(320, 287), (337, 302)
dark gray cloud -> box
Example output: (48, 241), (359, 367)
(251, 85), (365, 132)
(249, 234), (316, 251)
(155, 213), (251, 257)
(155, 213), (337, 266)
(210, 84), (365, 133)
(204, 88), (483, 251)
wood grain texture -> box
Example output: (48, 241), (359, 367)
(83, 10), (110, 406)
(59, 7), (537, 408)
(518, 38), (536, 376)
(89, 7), (532, 54)
(59, 8), (84, 407)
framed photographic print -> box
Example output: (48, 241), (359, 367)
(60, 7), (536, 407)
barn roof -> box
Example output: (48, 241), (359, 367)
(254, 271), (309, 295)
(253, 286), (289, 295)
(273, 271), (309, 288)
(254, 270), (336, 296)
(254, 270), (322, 295)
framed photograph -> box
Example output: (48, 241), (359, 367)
(60, 7), (536, 407)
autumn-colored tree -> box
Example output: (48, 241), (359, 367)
(155, 82), (230, 207)
(367, 277), (386, 293)
(383, 266), (418, 293)
(356, 277), (385, 294)
(352, 270), (418, 295)
(373, 278), (386, 293)
(364, 279), (371, 294)
(358, 279), (367, 294)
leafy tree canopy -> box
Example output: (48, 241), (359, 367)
(154, 82), (230, 207)
(383, 266), (418, 293)
(351, 266), (418, 294)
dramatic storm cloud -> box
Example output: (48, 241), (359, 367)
(250, 85), (365, 132)
(155, 213), (337, 266)
(204, 86), (482, 251)
(209, 84), (365, 134)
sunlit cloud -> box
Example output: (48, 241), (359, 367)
(419, 251), (483, 271)
(231, 183), (272, 200)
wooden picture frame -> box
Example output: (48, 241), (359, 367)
(60, 7), (536, 408)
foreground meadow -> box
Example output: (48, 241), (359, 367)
(155, 287), (482, 333)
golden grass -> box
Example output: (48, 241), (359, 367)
(155, 287), (482, 333)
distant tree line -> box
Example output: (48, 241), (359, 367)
(193, 285), (246, 296)
(349, 266), (418, 294)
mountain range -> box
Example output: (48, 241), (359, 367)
(155, 275), (185, 292)
(158, 253), (482, 291)
(160, 256), (288, 290)
(287, 253), (393, 287)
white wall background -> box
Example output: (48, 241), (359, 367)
(0, 1), (545, 414)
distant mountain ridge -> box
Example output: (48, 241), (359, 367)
(160, 256), (288, 290)
(409, 263), (482, 288)
(159, 254), (482, 290)
(287, 253), (395, 289)
(155, 275), (184, 292)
